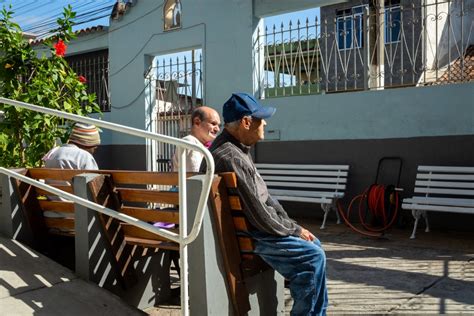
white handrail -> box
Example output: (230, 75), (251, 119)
(0, 167), (181, 241)
(0, 97), (215, 316)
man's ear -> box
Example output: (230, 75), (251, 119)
(193, 116), (202, 126)
(241, 116), (252, 130)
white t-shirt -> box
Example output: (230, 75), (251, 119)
(42, 144), (98, 225)
(43, 144), (98, 170)
(172, 134), (203, 172)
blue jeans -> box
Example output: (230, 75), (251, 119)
(249, 231), (328, 316)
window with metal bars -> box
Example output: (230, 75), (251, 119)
(66, 49), (110, 112)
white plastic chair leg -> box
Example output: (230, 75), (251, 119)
(410, 209), (421, 239)
(320, 204), (330, 229)
(423, 211), (430, 232)
(333, 202), (341, 224)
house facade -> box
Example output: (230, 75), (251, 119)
(32, 0), (473, 228)
(319, 0), (424, 91)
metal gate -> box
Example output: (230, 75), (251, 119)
(153, 50), (203, 172)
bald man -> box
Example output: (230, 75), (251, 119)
(172, 106), (221, 172)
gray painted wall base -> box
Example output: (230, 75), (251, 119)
(0, 173), (35, 245)
(256, 134), (474, 230)
(73, 173), (172, 310)
(187, 175), (285, 315)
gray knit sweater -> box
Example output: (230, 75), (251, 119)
(203, 129), (302, 237)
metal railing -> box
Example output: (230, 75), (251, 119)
(255, 0), (473, 97)
(0, 97), (215, 316)
(66, 49), (110, 112)
(153, 51), (203, 172)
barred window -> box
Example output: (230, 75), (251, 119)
(385, 6), (401, 43)
(66, 49), (110, 112)
(336, 6), (365, 50)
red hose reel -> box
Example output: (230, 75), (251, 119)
(338, 157), (403, 237)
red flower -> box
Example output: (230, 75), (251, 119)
(78, 75), (87, 83)
(54, 39), (67, 57)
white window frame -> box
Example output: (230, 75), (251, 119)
(385, 5), (401, 44)
(336, 5), (366, 51)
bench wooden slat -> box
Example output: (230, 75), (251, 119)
(265, 181), (346, 190)
(39, 200), (75, 212)
(29, 168), (191, 185)
(256, 163), (349, 170)
(120, 223), (177, 242)
(123, 236), (179, 250)
(44, 217), (75, 230)
(402, 203), (474, 214)
(221, 172), (238, 189)
(229, 196), (243, 211)
(28, 168), (88, 180)
(238, 236), (255, 252)
(268, 188), (344, 198)
(118, 188), (179, 204)
(261, 175), (347, 184)
(418, 166), (474, 173)
(404, 197), (474, 207)
(35, 185), (73, 196)
(120, 207), (179, 223)
(417, 173), (474, 181)
(414, 187), (474, 196)
(258, 170), (348, 177)
(111, 171), (192, 185)
(415, 180), (474, 189)
(233, 216), (250, 231)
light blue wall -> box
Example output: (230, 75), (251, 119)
(64, 0), (472, 147)
(107, 0), (257, 145)
(260, 82), (474, 141)
(254, 0), (348, 17)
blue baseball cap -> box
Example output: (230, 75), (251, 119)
(223, 92), (276, 123)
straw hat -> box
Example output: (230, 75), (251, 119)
(68, 123), (100, 147)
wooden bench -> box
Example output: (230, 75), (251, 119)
(5, 168), (283, 312)
(209, 172), (273, 315)
(402, 165), (474, 239)
(256, 163), (349, 229)
(15, 168), (183, 247)
(11, 168), (186, 293)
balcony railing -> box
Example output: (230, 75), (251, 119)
(254, 0), (473, 98)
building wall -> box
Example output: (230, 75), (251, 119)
(255, 134), (474, 230)
(104, 0), (259, 170)
(255, 81), (473, 229)
(260, 82), (473, 141)
(319, 0), (423, 91)
(28, 1), (473, 229)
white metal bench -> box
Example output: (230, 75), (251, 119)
(255, 163), (349, 229)
(402, 165), (474, 239)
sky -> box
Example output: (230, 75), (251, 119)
(0, 0), (115, 37)
(0, 0), (319, 38)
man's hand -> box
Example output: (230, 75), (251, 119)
(300, 227), (316, 241)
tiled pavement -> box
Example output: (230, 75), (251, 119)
(1, 219), (473, 315)
(148, 219), (474, 315)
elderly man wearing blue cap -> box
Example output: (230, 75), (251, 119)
(203, 92), (328, 315)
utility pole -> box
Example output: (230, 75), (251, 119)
(367, 0), (385, 90)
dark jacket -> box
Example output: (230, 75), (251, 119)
(202, 129), (301, 237)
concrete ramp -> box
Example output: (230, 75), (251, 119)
(0, 236), (144, 315)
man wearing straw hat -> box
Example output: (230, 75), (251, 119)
(41, 123), (101, 228)
(43, 123), (101, 170)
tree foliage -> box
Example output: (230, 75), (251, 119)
(0, 5), (101, 167)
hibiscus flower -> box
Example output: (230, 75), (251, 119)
(54, 39), (67, 57)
